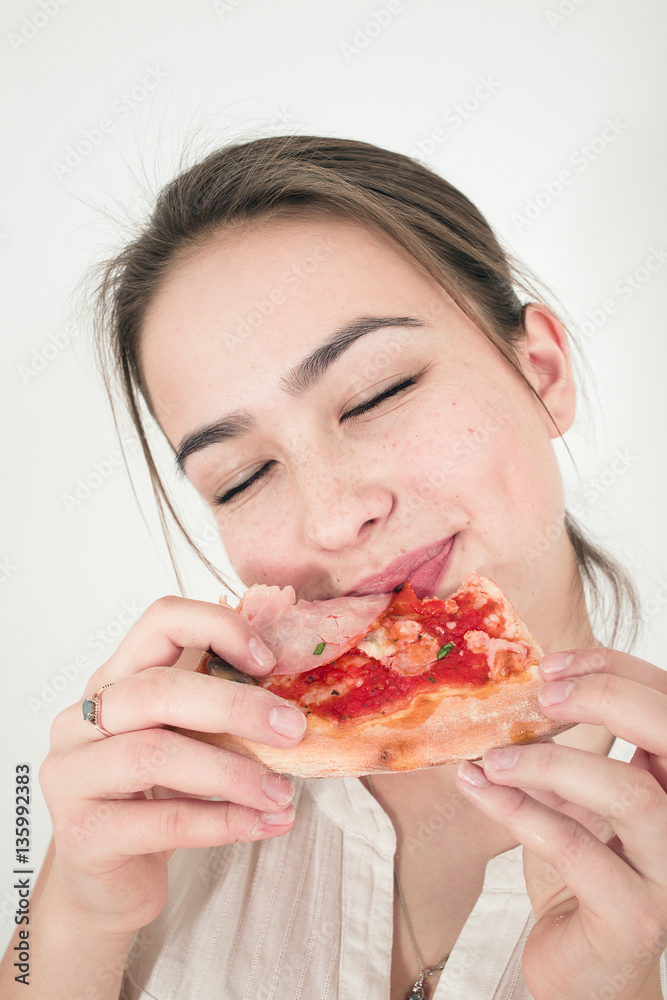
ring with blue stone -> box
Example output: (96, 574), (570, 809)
(82, 682), (115, 737)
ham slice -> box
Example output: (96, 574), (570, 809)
(236, 585), (392, 675)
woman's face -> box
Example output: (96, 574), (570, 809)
(140, 213), (575, 634)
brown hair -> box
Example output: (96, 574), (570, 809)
(91, 133), (640, 651)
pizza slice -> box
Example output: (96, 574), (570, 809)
(172, 573), (574, 777)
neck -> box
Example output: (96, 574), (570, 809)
(519, 532), (600, 655)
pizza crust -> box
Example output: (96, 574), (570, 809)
(170, 573), (575, 777)
(173, 666), (573, 777)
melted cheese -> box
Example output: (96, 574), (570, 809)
(357, 622), (441, 676)
(463, 630), (528, 681)
(357, 626), (398, 659)
(302, 674), (365, 706)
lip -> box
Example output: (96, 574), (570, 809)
(343, 535), (456, 599)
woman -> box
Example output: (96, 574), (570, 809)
(2, 135), (665, 1000)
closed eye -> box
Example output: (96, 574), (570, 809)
(341, 373), (422, 421)
(213, 461), (275, 506)
(213, 370), (425, 506)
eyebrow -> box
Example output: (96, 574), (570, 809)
(174, 314), (427, 477)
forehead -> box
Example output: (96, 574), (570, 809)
(138, 213), (481, 442)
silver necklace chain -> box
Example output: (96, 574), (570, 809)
(366, 775), (450, 1000)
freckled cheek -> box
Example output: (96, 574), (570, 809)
(384, 404), (472, 486)
(387, 408), (538, 517)
(218, 503), (297, 584)
(396, 433), (442, 483)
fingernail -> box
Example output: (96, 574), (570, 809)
(262, 772), (294, 806)
(483, 747), (520, 770)
(260, 805), (295, 826)
(538, 679), (574, 706)
(456, 761), (491, 788)
(268, 705), (307, 738)
(540, 651), (574, 674)
(249, 636), (276, 669)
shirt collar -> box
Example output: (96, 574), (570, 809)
(305, 774), (396, 854)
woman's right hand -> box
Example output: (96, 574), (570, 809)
(38, 595), (306, 936)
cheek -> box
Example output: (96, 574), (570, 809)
(393, 390), (561, 531)
(217, 504), (293, 586)
(385, 391), (500, 495)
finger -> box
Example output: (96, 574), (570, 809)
(633, 743), (667, 794)
(479, 742), (667, 879)
(55, 729), (295, 812)
(56, 795), (296, 861)
(510, 785), (615, 844)
(454, 762), (641, 919)
(86, 595), (278, 687)
(536, 672), (667, 758)
(55, 669), (306, 752)
(540, 647), (667, 695)
(491, 738), (614, 839)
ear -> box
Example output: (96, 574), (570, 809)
(516, 303), (576, 439)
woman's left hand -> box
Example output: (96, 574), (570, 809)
(454, 647), (667, 1000)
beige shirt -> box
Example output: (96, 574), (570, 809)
(120, 736), (667, 1000)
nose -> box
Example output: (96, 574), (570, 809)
(298, 457), (394, 552)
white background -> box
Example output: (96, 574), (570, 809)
(1, 0), (666, 954)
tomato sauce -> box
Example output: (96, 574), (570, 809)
(265, 582), (510, 722)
